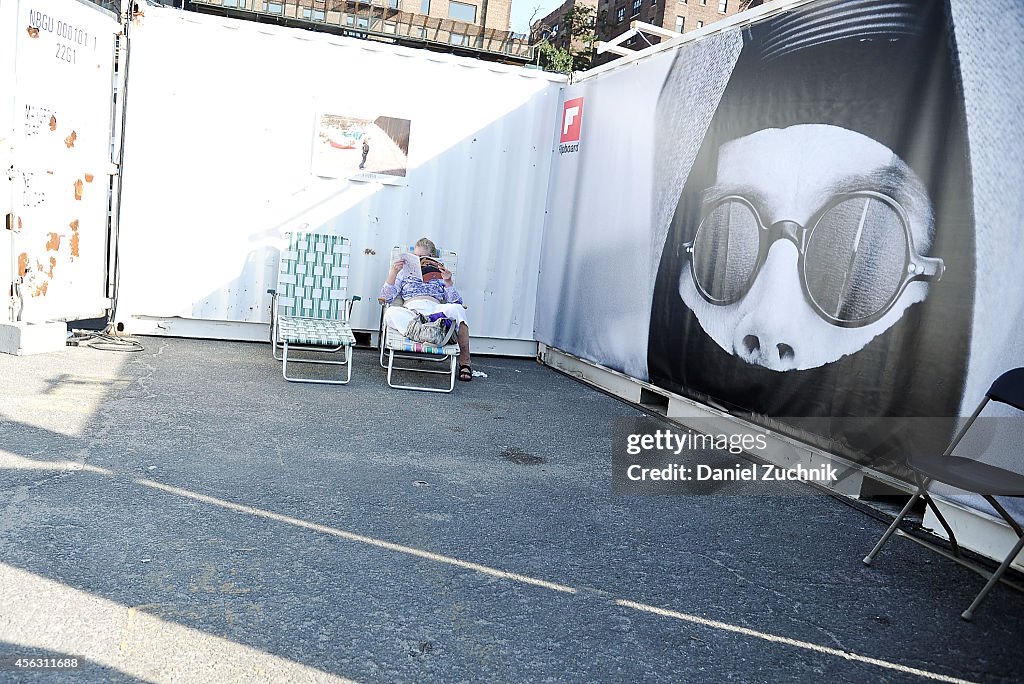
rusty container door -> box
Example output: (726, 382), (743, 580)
(7, 0), (118, 324)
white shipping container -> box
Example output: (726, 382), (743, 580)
(1, 0), (16, 309)
(114, 8), (565, 350)
(5, 0), (118, 324)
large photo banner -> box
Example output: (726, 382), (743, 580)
(536, 0), (1024, 476)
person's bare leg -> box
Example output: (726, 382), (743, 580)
(458, 324), (471, 366)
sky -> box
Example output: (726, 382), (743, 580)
(509, 0), (565, 35)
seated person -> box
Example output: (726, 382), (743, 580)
(381, 237), (473, 381)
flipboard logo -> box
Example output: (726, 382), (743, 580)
(559, 97), (583, 153)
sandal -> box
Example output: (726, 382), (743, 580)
(458, 364), (473, 382)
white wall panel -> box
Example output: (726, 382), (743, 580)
(1, 0), (17, 316)
(3, 0), (117, 324)
(115, 8), (564, 341)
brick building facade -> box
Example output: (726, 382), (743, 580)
(593, 0), (763, 65)
(531, 0), (597, 56)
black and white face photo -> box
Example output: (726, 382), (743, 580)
(647, 0), (975, 433)
(676, 123), (942, 371)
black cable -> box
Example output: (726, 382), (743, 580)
(68, 329), (144, 352)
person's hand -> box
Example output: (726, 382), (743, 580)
(441, 267), (453, 286)
(386, 259), (404, 285)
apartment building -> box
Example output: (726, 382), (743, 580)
(530, 0), (597, 56)
(594, 0), (763, 65)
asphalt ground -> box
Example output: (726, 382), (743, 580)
(1, 337), (1022, 683)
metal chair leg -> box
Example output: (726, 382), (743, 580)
(386, 348), (456, 393)
(921, 492), (961, 558)
(961, 533), (1024, 621)
(282, 339), (289, 381)
(864, 485), (925, 565)
(283, 340), (353, 385)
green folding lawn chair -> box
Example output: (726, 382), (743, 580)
(268, 231), (359, 384)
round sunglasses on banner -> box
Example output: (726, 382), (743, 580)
(683, 191), (945, 327)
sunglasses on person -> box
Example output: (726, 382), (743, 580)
(684, 191), (945, 327)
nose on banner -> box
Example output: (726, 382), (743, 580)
(732, 242), (803, 370)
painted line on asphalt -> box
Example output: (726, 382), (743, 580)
(137, 478), (578, 595)
(0, 458), (978, 684)
(616, 599), (976, 684)
(136, 476), (976, 684)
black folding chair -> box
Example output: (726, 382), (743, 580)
(863, 368), (1024, 620)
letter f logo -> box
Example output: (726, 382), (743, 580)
(560, 97), (584, 143)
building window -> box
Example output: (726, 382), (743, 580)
(551, 23), (559, 36)
(414, 26), (427, 37)
(631, 0), (640, 15)
(674, 15), (683, 31)
(262, 1), (282, 13)
(388, 0), (398, 8)
(696, 19), (703, 26)
(302, 7), (325, 20)
(450, 32), (469, 45)
(718, 0), (727, 11)
(420, 0), (430, 13)
(448, 1), (477, 22)
(223, 0), (245, 7)
(357, 16), (369, 28)
(700, 0), (706, 4)
(616, 6), (625, 21)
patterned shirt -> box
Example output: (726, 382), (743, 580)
(380, 276), (463, 305)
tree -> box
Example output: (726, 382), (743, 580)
(531, 4), (597, 74)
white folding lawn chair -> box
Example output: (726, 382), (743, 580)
(378, 245), (464, 393)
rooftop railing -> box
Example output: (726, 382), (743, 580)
(191, 0), (535, 61)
